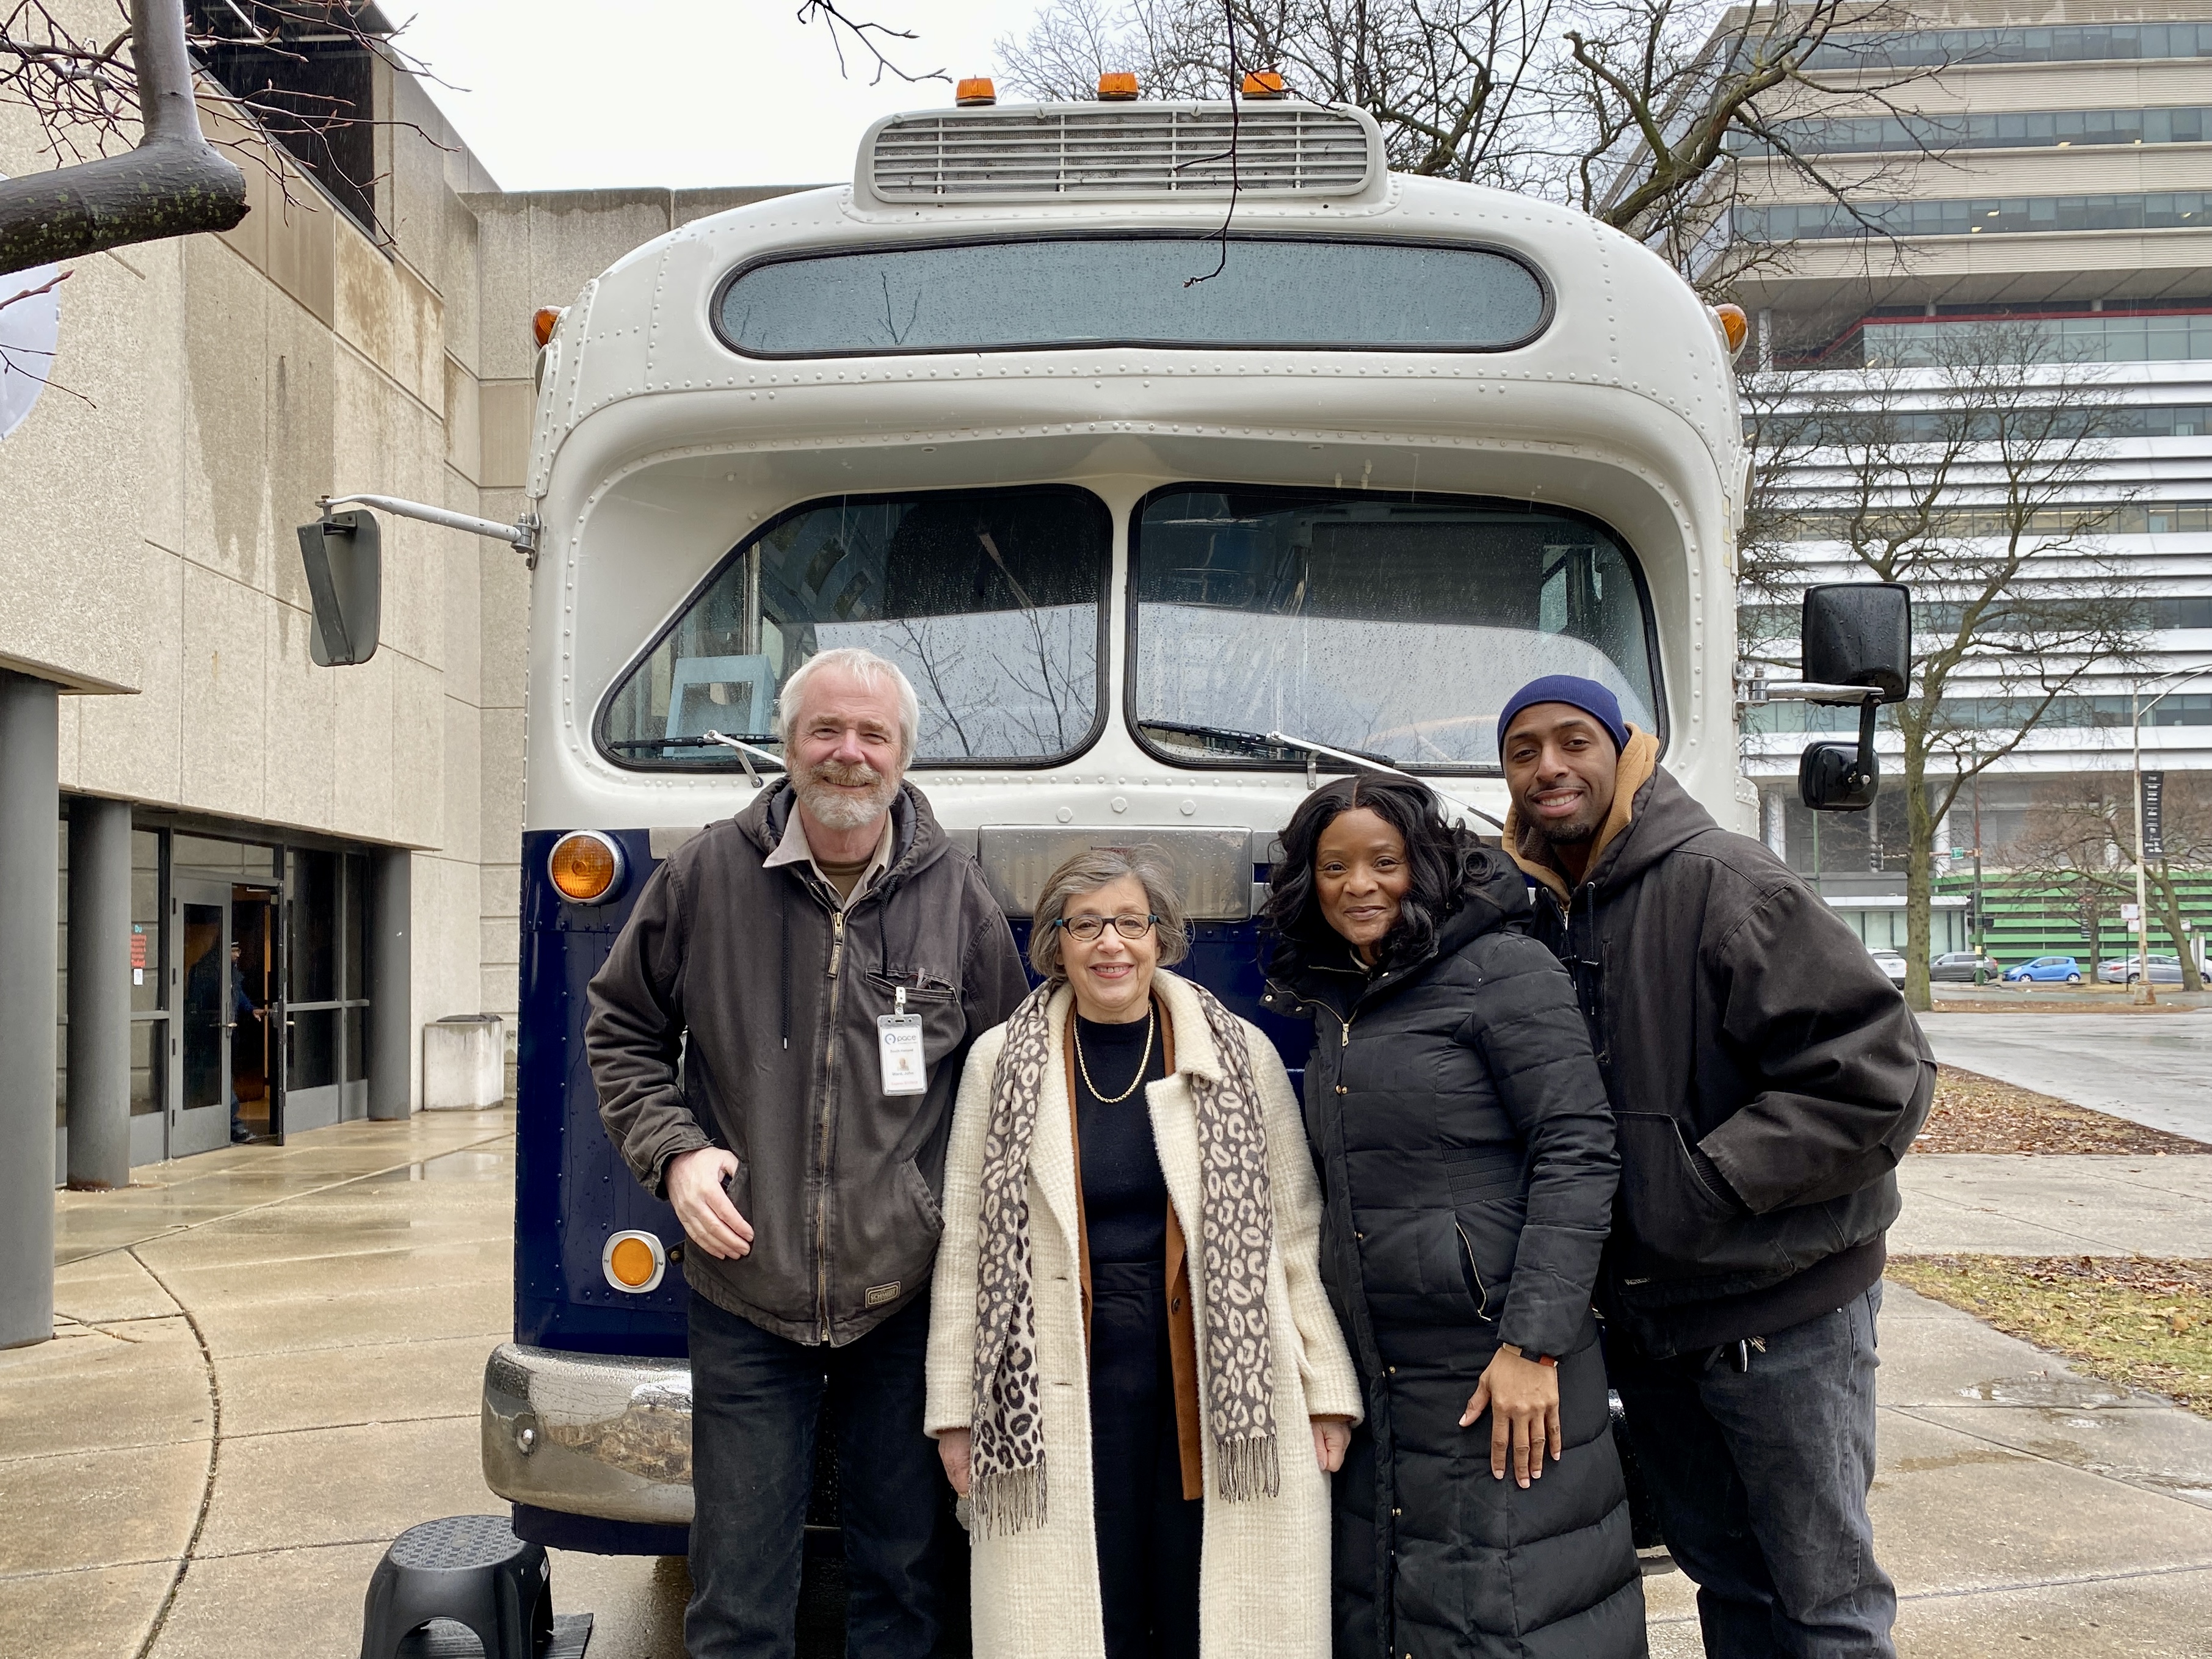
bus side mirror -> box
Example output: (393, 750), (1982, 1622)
(296, 510), (382, 666)
(1802, 582), (1910, 703)
(1796, 583), (1909, 813)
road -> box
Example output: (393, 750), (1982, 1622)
(1917, 1010), (2212, 1144)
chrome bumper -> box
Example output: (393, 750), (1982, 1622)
(480, 1342), (694, 1526)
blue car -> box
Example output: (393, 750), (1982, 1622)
(2003, 954), (2084, 984)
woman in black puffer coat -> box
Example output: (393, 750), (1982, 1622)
(1259, 775), (1644, 1659)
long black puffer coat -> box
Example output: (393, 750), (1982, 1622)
(1261, 849), (1645, 1659)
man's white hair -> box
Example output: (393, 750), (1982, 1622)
(775, 647), (921, 762)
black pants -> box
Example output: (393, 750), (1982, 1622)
(686, 1291), (964, 1659)
(1089, 1260), (1203, 1659)
(1609, 1284), (1893, 1659)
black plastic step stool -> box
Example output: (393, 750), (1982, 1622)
(360, 1514), (592, 1659)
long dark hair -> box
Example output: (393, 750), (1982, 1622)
(1261, 774), (1484, 982)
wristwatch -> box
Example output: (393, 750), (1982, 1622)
(1501, 1343), (1557, 1368)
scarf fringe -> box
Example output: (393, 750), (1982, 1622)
(970, 1459), (1046, 1539)
(1213, 1432), (1281, 1503)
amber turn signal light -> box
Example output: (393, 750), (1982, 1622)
(956, 76), (996, 106)
(548, 830), (626, 906)
(1097, 71), (1139, 100)
(1241, 70), (1286, 98)
(532, 307), (564, 349)
(603, 1230), (666, 1293)
(1714, 303), (1749, 358)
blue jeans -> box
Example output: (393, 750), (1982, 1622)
(1609, 1284), (1894, 1658)
(686, 1291), (965, 1659)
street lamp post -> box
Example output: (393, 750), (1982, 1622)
(2129, 664), (2212, 1006)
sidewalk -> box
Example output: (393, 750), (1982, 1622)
(7, 1113), (2212, 1658)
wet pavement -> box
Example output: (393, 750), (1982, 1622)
(1919, 1007), (2212, 1144)
(4, 1111), (2211, 1657)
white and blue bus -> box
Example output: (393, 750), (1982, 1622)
(301, 92), (1849, 1558)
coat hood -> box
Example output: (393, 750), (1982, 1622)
(1269, 838), (1533, 1009)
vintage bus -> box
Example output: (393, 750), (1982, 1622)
(299, 90), (1876, 1562)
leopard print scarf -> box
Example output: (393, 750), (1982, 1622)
(968, 978), (1280, 1537)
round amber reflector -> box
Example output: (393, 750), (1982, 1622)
(532, 306), (564, 349)
(609, 1236), (656, 1287)
(548, 832), (623, 904)
(1241, 69), (1286, 97)
(1097, 71), (1139, 100)
(956, 76), (996, 106)
(603, 1230), (665, 1293)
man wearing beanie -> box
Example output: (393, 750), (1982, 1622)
(1496, 675), (1933, 1659)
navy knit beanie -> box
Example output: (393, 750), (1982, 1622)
(1496, 675), (1630, 756)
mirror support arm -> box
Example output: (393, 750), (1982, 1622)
(319, 494), (540, 566)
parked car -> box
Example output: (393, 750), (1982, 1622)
(2097, 953), (2186, 985)
(1930, 951), (2001, 983)
(2002, 955), (2084, 984)
(1868, 948), (1908, 986)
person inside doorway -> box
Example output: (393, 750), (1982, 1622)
(228, 940), (262, 1144)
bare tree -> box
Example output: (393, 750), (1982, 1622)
(0, 2), (442, 280)
(1742, 323), (2152, 1011)
(2006, 774), (2210, 993)
(995, 0), (1950, 284)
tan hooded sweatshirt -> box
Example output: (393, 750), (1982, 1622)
(1503, 725), (1662, 905)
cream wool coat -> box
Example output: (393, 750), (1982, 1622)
(926, 970), (1363, 1659)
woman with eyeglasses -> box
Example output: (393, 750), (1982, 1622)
(926, 846), (1360, 1659)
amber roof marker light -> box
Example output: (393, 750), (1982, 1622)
(532, 306), (564, 349)
(1242, 69), (1287, 98)
(956, 76), (996, 106)
(548, 830), (628, 906)
(1097, 71), (1139, 100)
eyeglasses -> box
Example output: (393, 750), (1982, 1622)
(1050, 913), (1159, 943)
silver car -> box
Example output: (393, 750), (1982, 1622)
(2097, 953), (2185, 985)
(1868, 948), (1908, 986)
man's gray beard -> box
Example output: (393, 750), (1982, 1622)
(796, 763), (899, 831)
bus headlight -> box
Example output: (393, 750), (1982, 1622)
(603, 1230), (666, 1293)
(549, 830), (627, 905)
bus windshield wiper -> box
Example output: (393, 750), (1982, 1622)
(1265, 728), (1506, 832)
(1134, 719), (1299, 759)
(701, 730), (788, 788)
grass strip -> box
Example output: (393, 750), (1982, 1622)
(1888, 1255), (2212, 1420)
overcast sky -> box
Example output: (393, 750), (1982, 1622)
(392, 1), (1049, 192)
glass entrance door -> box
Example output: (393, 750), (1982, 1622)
(230, 888), (282, 1144)
(173, 879), (231, 1156)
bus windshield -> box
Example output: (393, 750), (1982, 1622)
(600, 486), (1110, 768)
(1130, 487), (1659, 772)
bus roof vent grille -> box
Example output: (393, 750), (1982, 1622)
(865, 104), (1375, 203)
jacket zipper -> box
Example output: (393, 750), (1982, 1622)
(816, 907), (846, 1344)
(1456, 1221), (1493, 1320)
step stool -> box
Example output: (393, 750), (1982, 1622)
(360, 1514), (592, 1658)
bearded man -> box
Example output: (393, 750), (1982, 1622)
(1496, 675), (1932, 1659)
(589, 645), (1026, 1659)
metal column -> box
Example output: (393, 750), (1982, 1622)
(0, 672), (59, 1348)
(368, 848), (412, 1119)
(65, 797), (132, 1189)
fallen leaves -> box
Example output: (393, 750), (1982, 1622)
(1911, 1069), (2208, 1156)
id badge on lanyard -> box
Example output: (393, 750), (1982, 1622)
(878, 986), (926, 1096)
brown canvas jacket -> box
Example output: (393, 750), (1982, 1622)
(586, 782), (1028, 1346)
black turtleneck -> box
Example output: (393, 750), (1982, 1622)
(1073, 1007), (1171, 1266)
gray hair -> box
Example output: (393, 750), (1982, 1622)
(775, 646), (922, 762)
(1029, 846), (1191, 982)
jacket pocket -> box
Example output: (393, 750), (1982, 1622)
(1612, 1111), (1755, 1274)
(1452, 1193), (1526, 1321)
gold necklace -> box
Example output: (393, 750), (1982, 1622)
(1074, 1005), (1155, 1104)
